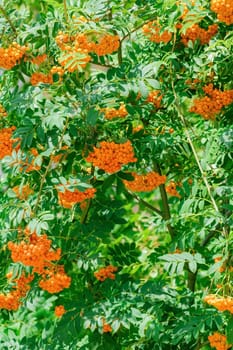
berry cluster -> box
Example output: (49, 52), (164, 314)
(123, 171), (166, 192)
(30, 54), (47, 65)
(181, 24), (218, 45)
(0, 104), (7, 117)
(0, 43), (28, 69)
(8, 232), (61, 272)
(211, 0), (233, 25)
(30, 72), (53, 85)
(94, 265), (118, 282)
(56, 31), (120, 72)
(204, 294), (233, 314)
(74, 33), (120, 56)
(102, 320), (112, 333)
(50, 66), (65, 78)
(55, 305), (66, 317)
(57, 187), (96, 209)
(39, 265), (71, 293)
(92, 34), (120, 56)
(143, 21), (172, 43)
(208, 332), (231, 350)
(7, 228), (71, 296)
(13, 184), (33, 200)
(86, 140), (137, 174)
(147, 90), (163, 108)
(0, 126), (19, 160)
(190, 84), (233, 120)
(102, 104), (128, 120)
(0, 273), (34, 311)
(166, 181), (181, 198)
(55, 32), (73, 51)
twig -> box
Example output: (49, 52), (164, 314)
(154, 162), (175, 239)
(63, 0), (69, 24)
(127, 191), (163, 217)
(0, 6), (17, 36)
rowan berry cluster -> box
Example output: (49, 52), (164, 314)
(92, 34), (120, 56)
(208, 332), (231, 350)
(86, 140), (137, 174)
(166, 181), (181, 198)
(50, 66), (65, 78)
(0, 104), (7, 117)
(74, 33), (120, 56)
(204, 294), (233, 313)
(30, 72), (53, 85)
(102, 104), (128, 120)
(12, 184), (33, 200)
(0, 126), (19, 160)
(211, 0), (233, 25)
(143, 21), (172, 43)
(8, 232), (61, 272)
(94, 265), (118, 282)
(181, 24), (218, 45)
(147, 90), (163, 108)
(7, 228), (71, 296)
(123, 171), (166, 192)
(39, 265), (71, 293)
(102, 319), (112, 333)
(190, 84), (233, 120)
(30, 53), (47, 65)
(55, 305), (66, 317)
(57, 187), (96, 209)
(56, 31), (120, 72)
(0, 43), (28, 69)
(0, 273), (34, 311)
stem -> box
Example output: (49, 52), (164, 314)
(33, 116), (70, 214)
(33, 159), (52, 214)
(154, 162), (175, 239)
(187, 269), (197, 292)
(80, 199), (91, 224)
(117, 42), (123, 65)
(169, 54), (220, 215)
(0, 6), (17, 36)
(127, 191), (163, 217)
(120, 17), (157, 43)
(63, 0), (69, 24)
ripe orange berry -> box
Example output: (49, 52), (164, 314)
(143, 21), (172, 43)
(55, 305), (66, 317)
(123, 172), (166, 192)
(208, 332), (232, 350)
(94, 265), (118, 282)
(86, 140), (137, 174)
(0, 43), (28, 69)
(211, 0), (233, 25)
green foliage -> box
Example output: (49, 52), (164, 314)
(0, 0), (233, 349)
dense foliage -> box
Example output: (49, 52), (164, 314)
(0, 0), (232, 349)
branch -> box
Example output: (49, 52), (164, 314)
(120, 17), (157, 43)
(0, 6), (17, 36)
(154, 162), (175, 239)
(63, 0), (69, 24)
(169, 66), (220, 215)
(127, 191), (163, 217)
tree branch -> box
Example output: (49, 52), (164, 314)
(127, 191), (163, 217)
(154, 162), (175, 239)
(0, 6), (17, 36)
